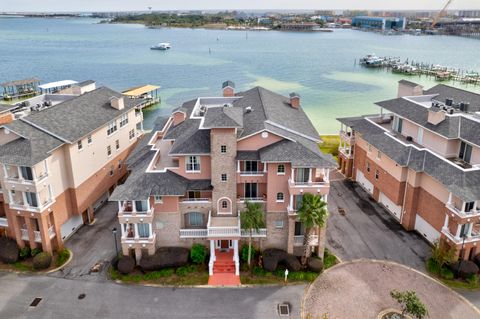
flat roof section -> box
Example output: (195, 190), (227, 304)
(123, 85), (160, 97)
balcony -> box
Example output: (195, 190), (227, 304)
(241, 228), (267, 237)
(287, 207), (298, 216)
(293, 234), (319, 246)
(0, 217), (8, 227)
(339, 147), (353, 159)
(20, 229), (43, 243)
(179, 228), (208, 238)
(9, 198), (54, 213)
(207, 211), (241, 238)
(237, 196), (266, 203)
(180, 197), (212, 203)
(288, 178), (329, 196)
(121, 232), (156, 245)
(441, 227), (480, 245)
(340, 130), (355, 144)
(446, 203), (480, 219)
(4, 171), (49, 188)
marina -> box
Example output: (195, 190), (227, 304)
(359, 54), (480, 85)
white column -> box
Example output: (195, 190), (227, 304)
(22, 192), (28, 206)
(289, 194), (294, 211)
(132, 201), (136, 212)
(118, 201), (122, 212)
(308, 169), (312, 183)
(467, 223), (473, 237)
(291, 167), (294, 180)
(326, 169), (330, 182)
(8, 190), (13, 204)
(134, 223), (139, 239)
(120, 224), (126, 238)
(447, 192), (453, 205)
(35, 193), (40, 207)
(44, 159), (49, 175)
(443, 214), (449, 229)
(263, 162), (267, 173)
(455, 224), (462, 239)
(237, 161), (240, 173)
(2, 164), (8, 178)
(31, 166), (37, 181)
(233, 240), (239, 276)
(17, 166), (22, 180)
(149, 223), (153, 238)
(209, 240), (216, 276)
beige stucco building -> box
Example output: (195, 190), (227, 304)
(0, 81), (144, 253)
(110, 81), (336, 278)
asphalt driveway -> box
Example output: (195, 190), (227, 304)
(49, 201), (120, 281)
(326, 179), (431, 270)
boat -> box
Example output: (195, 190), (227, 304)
(360, 54), (384, 67)
(150, 43), (171, 50)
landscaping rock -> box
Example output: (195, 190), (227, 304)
(474, 254), (480, 268)
(262, 248), (301, 272)
(117, 256), (135, 274)
(139, 247), (189, 271)
(452, 260), (479, 279)
(32, 252), (52, 270)
(0, 238), (19, 264)
(308, 257), (324, 272)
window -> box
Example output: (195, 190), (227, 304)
(465, 201), (475, 212)
(109, 165), (114, 176)
(294, 222), (305, 236)
(220, 145), (227, 154)
(459, 223), (469, 237)
(244, 160), (258, 173)
(107, 120), (117, 136)
(377, 151), (381, 159)
(375, 169), (379, 180)
(186, 156), (200, 172)
(366, 162), (370, 172)
(275, 220), (284, 229)
(459, 141), (472, 163)
(25, 192), (38, 207)
(77, 140), (83, 150)
(277, 164), (285, 174)
(20, 166), (33, 181)
(137, 223), (150, 238)
(87, 135), (92, 145)
(129, 129), (135, 140)
(107, 145), (112, 157)
(295, 168), (310, 183)
(154, 195), (163, 203)
(187, 212), (204, 227)
(244, 183), (258, 198)
(188, 191), (201, 199)
(394, 117), (403, 133)
(276, 192), (284, 202)
(221, 200), (228, 209)
(119, 114), (129, 128)
(221, 173), (227, 182)
(368, 144), (372, 152)
(115, 139), (120, 150)
(135, 200), (148, 212)
(118, 160), (122, 169)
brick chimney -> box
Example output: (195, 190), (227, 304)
(289, 92), (300, 109)
(397, 80), (423, 98)
(110, 96), (124, 110)
(222, 80), (235, 97)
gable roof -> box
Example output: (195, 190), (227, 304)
(203, 106), (243, 128)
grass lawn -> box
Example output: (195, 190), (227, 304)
(109, 264), (209, 286)
(323, 249), (339, 269)
(319, 135), (340, 161)
(240, 268), (319, 285)
(426, 258), (479, 290)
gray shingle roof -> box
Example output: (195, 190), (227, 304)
(203, 106), (243, 128)
(0, 120), (63, 166)
(338, 116), (480, 201)
(22, 87), (143, 143)
(0, 104), (15, 114)
(236, 151), (260, 160)
(425, 84), (480, 113)
(460, 117), (480, 147)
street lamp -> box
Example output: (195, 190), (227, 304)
(112, 227), (119, 256)
(456, 234), (467, 275)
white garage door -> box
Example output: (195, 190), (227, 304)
(379, 192), (402, 220)
(356, 169), (374, 194)
(60, 215), (83, 241)
(93, 192), (109, 212)
(414, 215), (440, 243)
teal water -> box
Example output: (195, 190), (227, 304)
(1, 17), (480, 134)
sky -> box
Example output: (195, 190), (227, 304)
(2, 0), (480, 12)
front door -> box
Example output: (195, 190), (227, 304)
(221, 240), (229, 249)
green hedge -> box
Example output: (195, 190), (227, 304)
(56, 249), (70, 267)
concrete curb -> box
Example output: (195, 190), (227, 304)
(45, 249), (73, 274)
(301, 259), (480, 319)
(0, 249), (73, 275)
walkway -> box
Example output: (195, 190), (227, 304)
(303, 260), (480, 319)
(208, 250), (241, 286)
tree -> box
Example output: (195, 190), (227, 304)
(240, 201), (265, 268)
(390, 290), (428, 319)
(431, 240), (456, 269)
(297, 193), (329, 266)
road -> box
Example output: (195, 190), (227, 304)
(0, 272), (305, 319)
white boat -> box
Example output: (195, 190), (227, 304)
(360, 54), (384, 67)
(151, 42), (171, 50)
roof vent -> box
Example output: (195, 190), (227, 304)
(448, 108), (454, 115)
(110, 96), (124, 110)
(459, 102), (470, 112)
(245, 106), (252, 113)
(445, 98), (453, 106)
(289, 92), (300, 109)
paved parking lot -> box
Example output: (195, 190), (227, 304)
(326, 179), (431, 270)
(49, 201), (120, 281)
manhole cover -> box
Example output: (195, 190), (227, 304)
(277, 302), (291, 316)
(78, 293), (86, 300)
(30, 297), (42, 307)
(338, 207), (346, 216)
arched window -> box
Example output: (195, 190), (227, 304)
(222, 200), (228, 209)
(276, 192), (284, 202)
(277, 164), (285, 174)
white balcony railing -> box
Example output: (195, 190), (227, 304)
(340, 130), (355, 143)
(239, 171), (265, 176)
(446, 203), (480, 219)
(241, 228), (267, 237)
(48, 226), (55, 238)
(206, 211), (241, 237)
(119, 205), (154, 217)
(441, 227), (480, 244)
(180, 198), (212, 203)
(179, 228), (208, 238)
(21, 229), (29, 240)
(34, 231), (42, 243)
(121, 233), (156, 244)
(293, 235), (319, 246)
(9, 198), (54, 213)
(5, 172), (49, 186)
(288, 178), (329, 188)
(238, 197), (265, 202)
(0, 217), (8, 227)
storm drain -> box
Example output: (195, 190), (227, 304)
(29, 298), (42, 307)
(338, 207), (346, 216)
(277, 302), (291, 317)
(78, 293), (86, 300)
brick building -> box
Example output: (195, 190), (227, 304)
(0, 81), (144, 253)
(338, 80), (480, 261)
(110, 82), (336, 280)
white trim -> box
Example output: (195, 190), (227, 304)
(264, 120), (321, 143)
(237, 129), (295, 143)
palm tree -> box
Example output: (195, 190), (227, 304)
(297, 193), (329, 266)
(240, 201), (265, 268)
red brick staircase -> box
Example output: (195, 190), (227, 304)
(208, 250), (241, 286)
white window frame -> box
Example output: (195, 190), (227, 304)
(221, 173), (227, 182)
(154, 195), (163, 204)
(220, 145), (227, 154)
(115, 139), (120, 150)
(119, 113), (129, 128)
(221, 200), (228, 209)
(107, 120), (117, 136)
(87, 135), (92, 145)
(275, 220), (284, 229)
(277, 164), (285, 175)
(77, 140), (83, 151)
(107, 145), (112, 157)
(276, 192), (284, 202)
(185, 156), (201, 172)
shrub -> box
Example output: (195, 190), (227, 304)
(31, 247), (41, 257)
(474, 254), (480, 268)
(252, 266), (267, 276)
(390, 289), (428, 319)
(430, 241), (455, 269)
(241, 245), (256, 263)
(32, 252), (52, 270)
(117, 256), (135, 274)
(56, 249), (70, 267)
(323, 249), (338, 269)
(440, 267), (454, 280)
(139, 247), (189, 271)
(426, 257), (441, 275)
(176, 265), (196, 277)
(19, 247), (31, 260)
(466, 274), (478, 287)
(0, 238), (19, 264)
(452, 260), (479, 279)
(190, 244), (207, 264)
